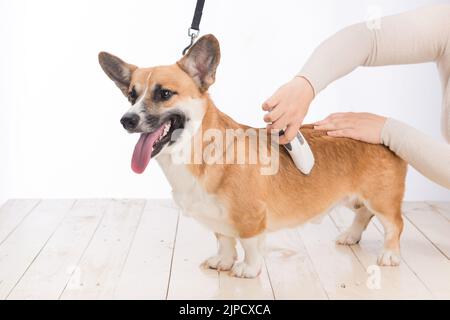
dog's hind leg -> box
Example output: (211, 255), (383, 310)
(375, 212), (403, 266)
(336, 204), (374, 245)
(365, 200), (404, 267)
(230, 235), (264, 279)
(201, 233), (237, 271)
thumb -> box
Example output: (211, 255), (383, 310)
(279, 123), (301, 144)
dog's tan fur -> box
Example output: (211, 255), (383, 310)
(99, 34), (407, 278)
(189, 100), (406, 241)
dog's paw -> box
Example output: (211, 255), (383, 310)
(201, 255), (235, 271)
(230, 262), (261, 279)
(377, 250), (401, 266)
(335, 231), (361, 245)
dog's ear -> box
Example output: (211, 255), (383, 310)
(98, 52), (137, 96)
(177, 34), (221, 92)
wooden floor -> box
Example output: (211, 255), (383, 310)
(0, 199), (449, 300)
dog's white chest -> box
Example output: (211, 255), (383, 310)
(157, 155), (237, 237)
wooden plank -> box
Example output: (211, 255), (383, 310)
(371, 204), (450, 299)
(264, 229), (328, 300)
(2, 200), (447, 300)
(217, 242), (274, 300)
(7, 200), (109, 300)
(297, 214), (388, 299)
(329, 207), (432, 299)
(427, 202), (450, 221)
(60, 199), (146, 300)
(0, 199), (75, 299)
(166, 214), (219, 300)
(403, 202), (450, 259)
(0, 199), (41, 244)
(113, 200), (179, 300)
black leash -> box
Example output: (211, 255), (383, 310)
(182, 0), (206, 55)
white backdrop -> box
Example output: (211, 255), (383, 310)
(1, 0), (449, 205)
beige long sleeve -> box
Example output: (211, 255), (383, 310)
(382, 118), (450, 189)
(298, 5), (450, 189)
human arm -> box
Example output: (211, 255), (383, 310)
(263, 5), (450, 144)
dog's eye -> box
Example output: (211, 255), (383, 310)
(160, 89), (173, 101)
(128, 88), (138, 104)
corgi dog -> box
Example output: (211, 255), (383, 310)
(98, 35), (407, 278)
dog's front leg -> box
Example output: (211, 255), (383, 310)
(201, 233), (237, 271)
(230, 235), (264, 279)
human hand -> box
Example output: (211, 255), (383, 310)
(262, 76), (314, 144)
(314, 112), (387, 144)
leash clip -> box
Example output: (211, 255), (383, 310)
(183, 28), (200, 55)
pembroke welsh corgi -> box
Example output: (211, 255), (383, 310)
(99, 34), (407, 278)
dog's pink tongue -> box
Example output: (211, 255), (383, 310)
(131, 124), (166, 174)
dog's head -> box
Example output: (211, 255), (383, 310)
(98, 34), (220, 173)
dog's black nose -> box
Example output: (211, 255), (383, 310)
(121, 113), (140, 130)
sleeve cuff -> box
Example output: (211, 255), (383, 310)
(295, 74), (317, 97)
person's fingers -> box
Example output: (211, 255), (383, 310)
(327, 129), (346, 137)
(315, 118), (355, 131)
(313, 119), (329, 126)
(328, 112), (348, 120)
(263, 106), (284, 123)
(279, 123), (300, 144)
(314, 121), (343, 131)
(262, 95), (279, 111)
(313, 112), (344, 126)
(267, 114), (290, 131)
(334, 118), (355, 129)
(327, 128), (360, 140)
(314, 123), (336, 131)
(313, 115), (332, 126)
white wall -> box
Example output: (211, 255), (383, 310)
(1, 0), (449, 205)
